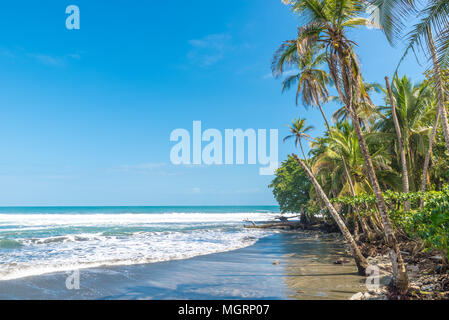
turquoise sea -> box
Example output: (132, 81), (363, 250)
(0, 206), (280, 281)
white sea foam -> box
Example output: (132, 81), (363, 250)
(0, 212), (281, 227)
(0, 212), (286, 280)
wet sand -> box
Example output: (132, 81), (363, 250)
(0, 232), (366, 300)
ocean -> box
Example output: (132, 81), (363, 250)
(0, 206), (280, 281)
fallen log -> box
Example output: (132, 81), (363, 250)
(274, 215), (300, 222)
(243, 221), (303, 230)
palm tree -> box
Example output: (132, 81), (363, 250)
(333, 81), (383, 132)
(273, 42), (357, 195)
(385, 76), (410, 211)
(284, 118), (314, 165)
(370, 0), (449, 63)
(293, 154), (369, 275)
(273, 43), (332, 127)
(374, 76), (433, 192)
(313, 122), (399, 197)
(312, 122), (399, 239)
(420, 70), (449, 192)
(371, 0), (449, 153)
(283, 0), (409, 293)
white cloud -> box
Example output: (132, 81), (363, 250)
(263, 69), (298, 80)
(113, 162), (168, 173)
(187, 33), (232, 67)
(0, 49), (15, 59)
(29, 54), (65, 67)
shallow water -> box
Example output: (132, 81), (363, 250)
(0, 206), (281, 280)
(0, 233), (365, 300)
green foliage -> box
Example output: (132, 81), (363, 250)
(331, 190), (437, 207)
(430, 129), (449, 191)
(304, 199), (320, 216)
(333, 188), (449, 260)
(269, 156), (311, 213)
(404, 187), (449, 261)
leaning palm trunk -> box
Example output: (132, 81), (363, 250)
(299, 140), (310, 168)
(354, 217), (360, 242)
(369, 214), (383, 237)
(359, 216), (375, 242)
(385, 77), (410, 211)
(421, 107), (441, 196)
(293, 154), (368, 275)
(317, 101), (357, 196)
(330, 50), (409, 294)
(347, 94), (409, 294)
(428, 27), (449, 152)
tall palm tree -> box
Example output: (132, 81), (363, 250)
(370, 0), (449, 63)
(284, 118), (314, 165)
(374, 76), (433, 191)
(333, 81), (383, 132)
(385, 76), (410, 211)
(283, 0), (409, 293)
(371, 0), (449, 153)
(273, 42), (357, 195)
(273, 43), (332, 127)
(420, 70), (448, 192)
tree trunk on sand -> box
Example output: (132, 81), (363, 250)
(428, 27), (449, 152)
(385, 76), (410, 211)
(421, 107), (440, 196)
(292, 154), (368, 275)
(345, 96), (409, 294)
(333, 51), (409, 294)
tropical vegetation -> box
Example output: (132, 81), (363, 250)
(270, 0), (449, 296)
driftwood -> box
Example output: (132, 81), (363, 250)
(273, 215), (300, 222)
(243, 218), (335, 232)
(243, 220), (303, 230)
(243, 219), (257, 226)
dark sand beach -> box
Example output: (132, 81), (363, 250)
(0, 232), (366, 300)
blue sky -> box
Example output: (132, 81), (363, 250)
(0, 1), (427, 206)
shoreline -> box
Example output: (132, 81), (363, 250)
(350, 242), (449, 300)
(249, 220), (449, 300)
(0, 232), (365, 300)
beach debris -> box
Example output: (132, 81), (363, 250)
(243, 221), (303, 230)
(350, 292), (364, 300)
(273, 215), (300, 222)
(243, 219), (257, 226)
(273, 261), (279, 266)
(334, 258), (351, 265)
(430, 255), (443, 263)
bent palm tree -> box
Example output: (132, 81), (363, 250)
(283, 0), (409, 293)
(293, 153), (369, 274)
